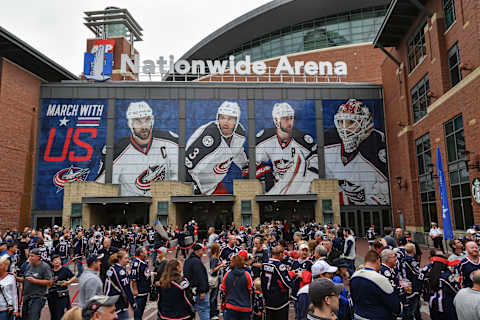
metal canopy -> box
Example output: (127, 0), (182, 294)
(82, 196), (152, 204)
(84, 8), (143, 41)
(0, 26), (77, 81)
(256, 194), (318, 202)
(374, 0), (431, 48)
(171, 195), (235, 203)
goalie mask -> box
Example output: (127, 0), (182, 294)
(126, 101), (154, 137)
(216, 101), (241, 138)
(334, 99), (373, 153)
(272, 102), (295, 134)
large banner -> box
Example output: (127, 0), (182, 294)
(323, 99), (389, 205)
(255, 100), (318, 194)
(96, 100), (179, 196)
(35, 99), (108, 210)
(185, 100), (248, 195)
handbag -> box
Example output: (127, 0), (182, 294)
(208, 272), (218, 289)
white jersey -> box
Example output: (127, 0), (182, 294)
(256, 128), (318, 195)
(324, 130), (389, 205)
(96, 131), (179, 196)
(185, 121), (248, 195)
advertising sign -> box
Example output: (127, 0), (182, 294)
(255, 100), (318, 194)
(185, 100), (248, 195)
(35, 99), (108, 210)
(323, 99), (390, 205)
(96, 100), (179, 196)
(84, 39), (115, 81)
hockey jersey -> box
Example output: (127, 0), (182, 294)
(105, 263), (136, 312)
(96, 130), (179, 196)
(261, 258), (294, 310)
(324, 129), (389, 205)
(185, 121), (248, 195)
(256, 128), (318, 195)
(129, 258), (151, 295)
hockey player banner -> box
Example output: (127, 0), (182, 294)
(185, 100), (248, 195)
(255, 100), (318, 195)
(35, 99), (108, 210)
(323, 99), (390, 205)
(96, 100), (179, 196)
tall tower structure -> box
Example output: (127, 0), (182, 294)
(83, 7), (143, 80)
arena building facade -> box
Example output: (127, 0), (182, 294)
(1, 0), (478, 242)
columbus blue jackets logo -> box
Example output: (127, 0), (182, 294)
(53, 166), (90, 192)
(213, 157), (233, 174)
(135, 164), (167, 192)
(339, 179), (366, 203)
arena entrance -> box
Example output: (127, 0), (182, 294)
(82, 197), (151, 226)
(340, 206), (392, 237)
(171, 195), (234, 239)
(257, 195), (316, 228)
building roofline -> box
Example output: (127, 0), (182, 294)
(180, 0), (390, 61)
(0, 26), (78, 81)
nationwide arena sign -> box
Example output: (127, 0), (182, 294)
(120, 54), (348, 77)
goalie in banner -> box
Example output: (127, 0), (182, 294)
(256, 102), (318, 195)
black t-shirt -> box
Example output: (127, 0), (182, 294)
(49, 266), (74, 293)
(17, 241), (28, 264)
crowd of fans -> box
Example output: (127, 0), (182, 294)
(0, 220), (479, 320)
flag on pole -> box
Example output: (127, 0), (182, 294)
(436, 146), (454, 240)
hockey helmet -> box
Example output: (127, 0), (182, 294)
(126, 101), (154, 133)
(272, 102), (295, 133)
(216, 101), (241, 138)
(333, 99), (373, 153)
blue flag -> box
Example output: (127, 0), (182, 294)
(436, 146), (454, 240)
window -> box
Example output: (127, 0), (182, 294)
(322, 199), (334, 225)
(407, 21), (427, 72)
(415, 134), (438, 231)
(71, 203), (82, 217)
(444, 115), (473, 230)
(411, 74), (430, 122)
(443, 0), (456, 30)
(241, 200), (252, 227)
(157, 201), (169, 226)
(215, 6), (387, 63)
(448, 43), (461, 87)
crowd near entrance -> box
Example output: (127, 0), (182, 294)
(88, 203), (150, 226)
(175, 201), (234, 238)
(259, 200), (316, 225)
(340, 207), (392, 237)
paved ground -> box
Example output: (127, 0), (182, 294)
(38, 239), (435, 319)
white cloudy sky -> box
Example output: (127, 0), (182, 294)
(0, 0), (270, 76)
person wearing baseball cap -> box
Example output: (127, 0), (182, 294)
(78, 253), (104, 308)
(183, 243), (210, 320)
(82, 295), (119, 320)
(307, 278), (344, 320)
(311, 260), (337, 280)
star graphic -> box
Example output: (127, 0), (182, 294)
(59, 117), (69, 126)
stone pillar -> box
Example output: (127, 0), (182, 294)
(233, 180), (262, 226)
(150, 181), (193, 227)
(310, 179), (340, 224)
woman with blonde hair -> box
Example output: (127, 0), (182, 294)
(104, 250), (135, 320)
(158, 259), (195, 320)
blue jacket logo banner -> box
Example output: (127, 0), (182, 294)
(436, 146), (454, 240)
(35, 99), (108, 210)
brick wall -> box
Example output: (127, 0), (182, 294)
(381, 0), (480, 230)
(200, 43), (385, 84)
(0, 58), (42, 230)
